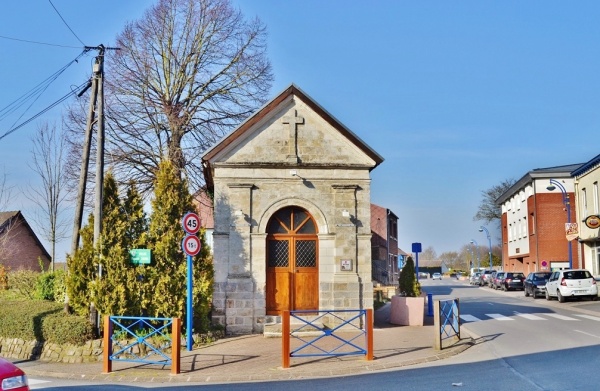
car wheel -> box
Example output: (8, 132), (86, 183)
(558, 290), (565, 303)
(524, 288), (529, 297)
(545, 290), (551, 300)
(591, 295), (598, 301)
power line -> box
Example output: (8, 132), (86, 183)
(0, 79), (91, 142)
(48, 0), (86, 46)
(0, 34), (82, 49)
(0, 50), (90, 125)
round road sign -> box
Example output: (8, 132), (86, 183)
(182, 235), (201, 256)
(182, 212), (201, 234)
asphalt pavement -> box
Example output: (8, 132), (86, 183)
(16, 297), (473, 385)
(21, 279), (600, 386)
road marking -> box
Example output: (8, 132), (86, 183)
(29, 378), (51, 385)
(515, 313), (547, 320)
(575, 314), (600, 321)
(574, 330), (600, 339)
(486, 313), (513, 321)
(544, 313), (579, 321)
(460, 315), (481, 322)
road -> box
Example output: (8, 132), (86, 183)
(27, 278), (600, 390)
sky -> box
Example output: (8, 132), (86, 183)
(1, 1), (599, 262)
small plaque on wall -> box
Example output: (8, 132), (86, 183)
(340, 259), (352, 271)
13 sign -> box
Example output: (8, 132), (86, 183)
(182, 212), (201, 235)
(182, 235), (201, 257)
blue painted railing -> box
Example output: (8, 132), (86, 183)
(433, 298), (460, 350)
(282, 309), (373, 368)
(103, 316), (181, 374)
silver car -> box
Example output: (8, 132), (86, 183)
(545, 269), (598, 302)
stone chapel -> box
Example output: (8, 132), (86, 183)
(201, 84), (384, 334)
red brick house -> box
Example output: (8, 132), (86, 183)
(192, 190), (215, 253)
(0, 211), (50, 271)
(496, 164), (582, 274)
(371, 203), (399, 285)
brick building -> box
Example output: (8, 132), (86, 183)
(496, 164), (582, 274)
(201, 84), (383, 334)
(370, 204), (399, 285)
(0, 211), (50, 271)
(572, 154), (600, 276)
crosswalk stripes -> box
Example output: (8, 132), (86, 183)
(486, 313), (513, 321)
(458, 312), (600, 323)
(575, 314), (600, 321)
(515, 313), (547, 320)
(544, 313), (579, 321)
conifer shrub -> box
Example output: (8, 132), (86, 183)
(398, 256), (421, 297)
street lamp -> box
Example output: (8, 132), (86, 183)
(479, 226), (493, 270)
(468, 243), (474, 271)
(470, 239), (479, 270)
(547, 178), (572, 269)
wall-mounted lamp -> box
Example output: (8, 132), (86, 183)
(290, 170), (297, 176)
(234, 209), (243, 217)
(342, 209), (350, 217)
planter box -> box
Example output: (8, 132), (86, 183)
(389, 296), (425, 326)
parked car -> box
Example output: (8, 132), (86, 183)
(432, 272), (442, 280)
(470, 272), (482, 285)
(487, 271), (498, 288)
(500, 272), (525, 291)
(0, 356), (29, 391)
(545, 269), (598, 302)
(524, 272), (552, 298)
(492, 272), (506, 290)
(479, 270), (495, 286)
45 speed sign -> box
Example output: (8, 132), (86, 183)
(182, 235), (201, 257)
(182, 212), (201, 234)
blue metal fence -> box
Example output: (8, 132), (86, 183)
(282, 309), (373, 368)
(434, 298), (460, 350)
(103, 316), (181, 374)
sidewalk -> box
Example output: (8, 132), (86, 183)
(18, 303), (473, 385)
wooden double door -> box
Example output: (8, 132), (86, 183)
(266, 207), (318, 315)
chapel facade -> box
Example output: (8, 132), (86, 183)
(202, 84), (383, 334)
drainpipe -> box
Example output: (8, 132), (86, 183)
(533, 180), (540, 272)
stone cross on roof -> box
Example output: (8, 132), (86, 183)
(282, 110), (304, 163)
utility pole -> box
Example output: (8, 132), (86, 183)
(68, 45), (118, 326)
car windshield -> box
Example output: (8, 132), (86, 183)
(509, 273), (524, 278)
(533, 273), (550, 281)
(564, 270), (592, 279)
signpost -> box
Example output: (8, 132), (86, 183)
(181, 212), (201, 351)
(129, 249), (151, 265)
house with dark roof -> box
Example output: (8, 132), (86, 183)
(496, 164), (583, 274)
(0, 211), (50, 271)
(572, 154), (600, 276)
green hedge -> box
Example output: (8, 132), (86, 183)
(0, 299), (93, 345)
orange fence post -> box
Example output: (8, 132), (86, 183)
(102, 315), (112, 374)
(282, 311), (290, 368)
(171, 317), (181, 375)
(366, 309), (374, 361)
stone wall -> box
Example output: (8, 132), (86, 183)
(0, 337), (103, 363)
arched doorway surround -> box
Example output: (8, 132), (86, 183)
(265, 206), (319, 315)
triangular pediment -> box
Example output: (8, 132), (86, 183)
(202, 84), (383, 186)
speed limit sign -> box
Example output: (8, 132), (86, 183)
(182, 212), (201, 235)
(182, 235), (201, 256)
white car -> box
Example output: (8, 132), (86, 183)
(545, 269), (598, 302)
(432, 273), (442, 280)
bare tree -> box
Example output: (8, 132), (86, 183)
(0, 168), (12, 212)
(65, 0), (273, 195)
(26, 123), (69, 270)
(474, 178), (517, 224)
(420, 246), (438, 261)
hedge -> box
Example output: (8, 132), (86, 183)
(0, 299), (93, 346)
